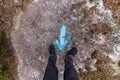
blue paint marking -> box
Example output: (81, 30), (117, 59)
(54, 24), (71, 52)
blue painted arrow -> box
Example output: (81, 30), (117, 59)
(54, 24), (71, 52)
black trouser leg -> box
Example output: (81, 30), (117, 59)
(64, 55), (78, 80)
(43, 55), (58, 80)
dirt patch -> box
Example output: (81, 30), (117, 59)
(79, 50), (119, 80)
(71, 1), (86, 10)
(103, 0), (120, 25)
(90, 22), (111, 35)
(91, 50), (112, 64)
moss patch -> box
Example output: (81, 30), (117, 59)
(0, 49), (7, 58)
(0, 64), (9, 80)
(0, 28), (17, 80)
(0, 29), (4, 43)
(0, 29), (9, 80)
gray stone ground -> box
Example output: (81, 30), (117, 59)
(11, 0), (120, 80)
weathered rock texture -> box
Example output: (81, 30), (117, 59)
(1, 0), (120, 80)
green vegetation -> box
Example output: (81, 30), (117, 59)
(77, 10), (82, 16)
(111, 26), (119, 34)
(0, 29), (4, 43)
(0, 29), (9, 80)
(105, 21), (119, 34)
(0, 29), (7, 58)
(0, 49), (7, 58)
(0, 64), (8, 80)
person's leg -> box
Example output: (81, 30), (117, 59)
(64, 47), (79, 80)
(43, 45), (58, 80)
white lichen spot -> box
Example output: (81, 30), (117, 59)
(96, 0), (117, 26)
(13, 12), (23, 30)
(15, 0), (18, 3)
(109, 44), (120, 61)
(109, 44), (120, 75)
(90, 59), (97, 71)
(85, 0), (95, 9)
(33, 0), (39, 3)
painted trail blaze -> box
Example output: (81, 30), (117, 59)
(54, 24), (71, 52)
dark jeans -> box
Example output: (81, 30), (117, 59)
(43, 55), (78, 80)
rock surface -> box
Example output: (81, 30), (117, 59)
(2, 0), (119, 80)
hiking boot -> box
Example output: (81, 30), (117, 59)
(67, 47), (77, 57)
(49, 44), (56, 55)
